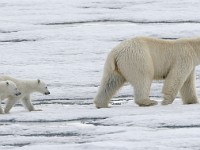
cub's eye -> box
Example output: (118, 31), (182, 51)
(45, 87), (47, 89)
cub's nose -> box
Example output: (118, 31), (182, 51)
(45, 91), (50, 95)
(16, 92), (21, 96)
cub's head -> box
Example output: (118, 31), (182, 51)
(4, 80), (21, 96)
(37, 79), (50, 95)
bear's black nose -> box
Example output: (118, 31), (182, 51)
(45, 91), (50, 95)
(16, 92), (21, 96)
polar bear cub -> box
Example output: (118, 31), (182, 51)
(0, 76), (50, 113)
(94, 36), (200, 108)
(0, 80), (21, 114)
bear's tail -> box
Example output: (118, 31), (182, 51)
(105, 51), (117, 71)
(94, 52), (125, 108)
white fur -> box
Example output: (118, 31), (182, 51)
(0, 76), (50, 113)
(0, 80), (21, 114)
(94, 36), (200, 108)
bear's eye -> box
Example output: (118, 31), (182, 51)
(45, 87), (47, 89)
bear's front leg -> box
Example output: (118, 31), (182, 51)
(0, 108), (3, 114)
(21, 96), (38, 111)
(4, 98), (18, 113)
(0, 100), (4, 114)
(180, 69), (198, 104)
(162, 65), (193, 105)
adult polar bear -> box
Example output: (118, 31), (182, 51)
(94, 36), (200, 108)
(0, 76), (50, 113)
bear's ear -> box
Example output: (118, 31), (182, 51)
(6, 81), (9, 86)
(37, 79), (40, 84)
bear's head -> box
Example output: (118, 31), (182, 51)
(4, 80), (21, 97)
(37, 79), (50, 95)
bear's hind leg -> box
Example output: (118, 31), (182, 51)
(180, 69), (198, 104)
(94, 71), (125, 108)
(132, 78), (158, 107)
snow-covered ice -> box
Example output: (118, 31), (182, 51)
(1, 0), (200, 149)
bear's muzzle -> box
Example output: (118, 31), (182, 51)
(15, 92), (21, 96)
(44, 91), (50, 95)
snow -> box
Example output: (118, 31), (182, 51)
(1, 0), (200, 149)
(1, 102), (200, 150)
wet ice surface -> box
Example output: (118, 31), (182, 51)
(1, 102), (200, 150)
(1, 0), (200, 149)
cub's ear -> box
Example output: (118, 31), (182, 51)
(6, 81), (9, 86)
(37, 79), (40, 84)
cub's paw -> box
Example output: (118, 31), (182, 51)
(161, 100), (173, 105)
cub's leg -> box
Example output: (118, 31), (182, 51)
(21, 96), (41, 111)
(180, 69), (198, 104)
(0, 100), (4, 114)
(4, 97), (18, 113)
(162, 66), (192, 105)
